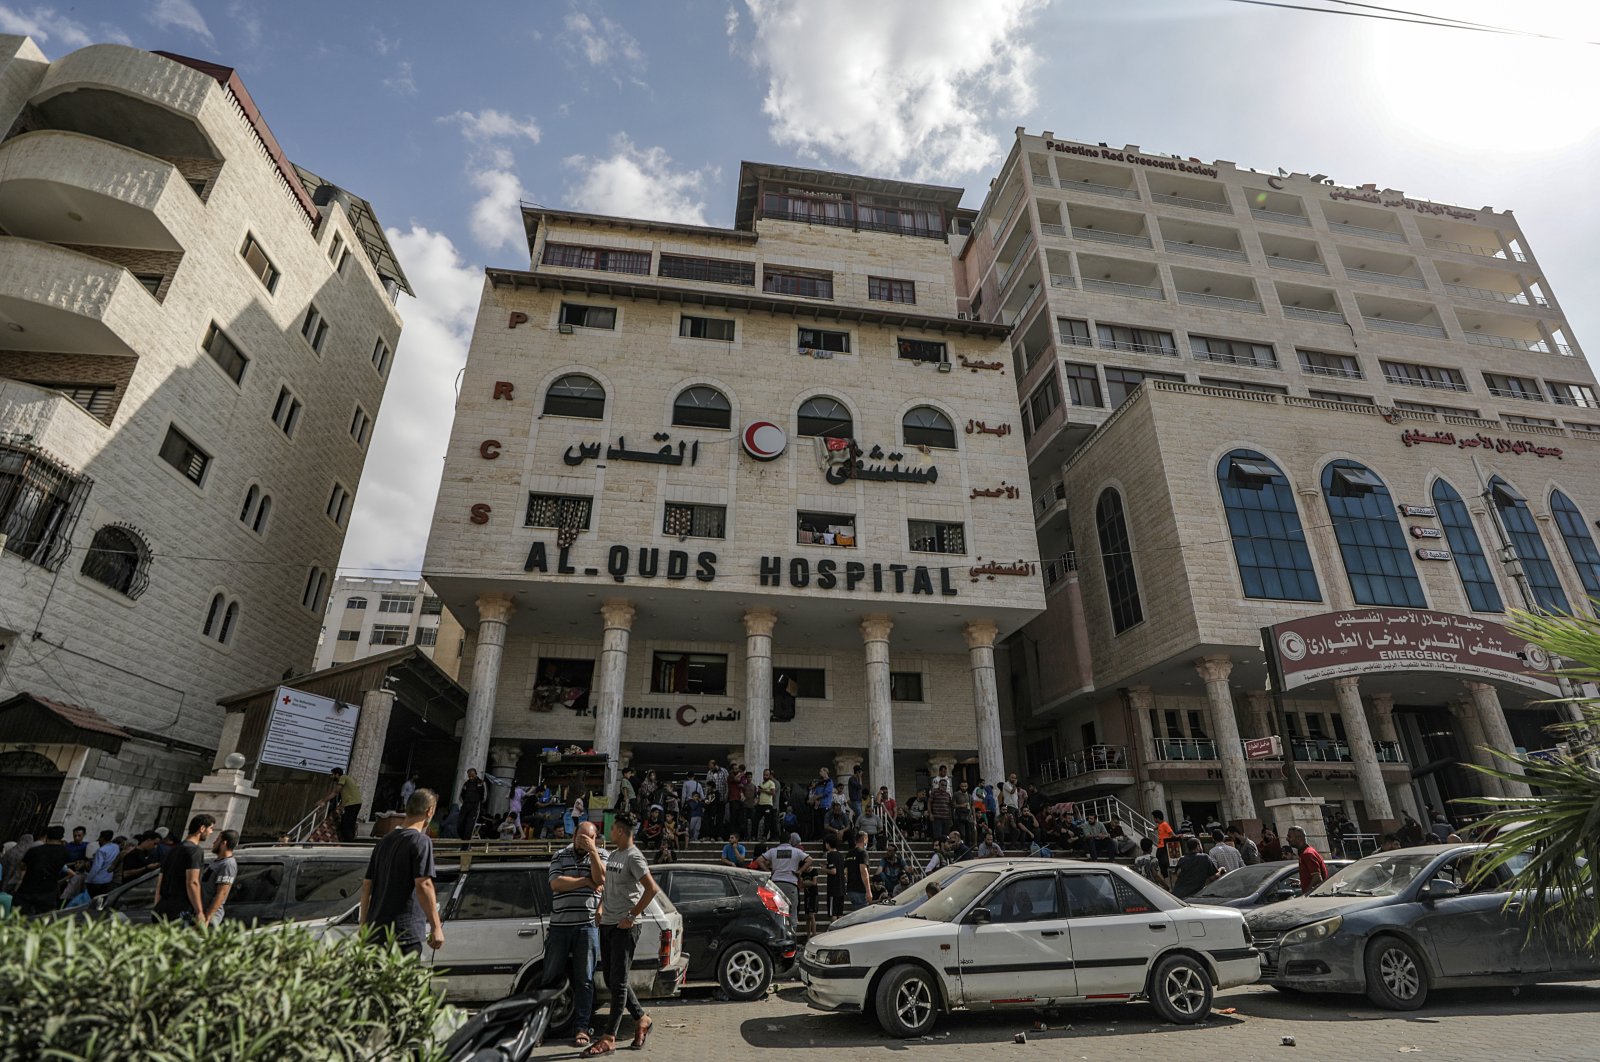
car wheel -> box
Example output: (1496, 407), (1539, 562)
(1364, 936), (1428, 1010)
(517, 969), (575, 1034)
(874, 964), (940, 1039)
(1148, 953), (1214, 1025)
(718, 943), (773, 1001)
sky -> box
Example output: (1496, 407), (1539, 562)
(6, 0), (1599, 579)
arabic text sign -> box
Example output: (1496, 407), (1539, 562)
(260, 686), (360, 774)
(1244, 737), (1281, 760)
(1269, 609), (1557, 695)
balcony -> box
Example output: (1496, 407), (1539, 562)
(1383, 369), (1469, 393)
(1486, 384), (1544, 402)
(1445, 283), (1546, 308)
(0, 131), (190, 254)
(1357, 295), (1447, 339)
(1269, 257), (1329, 275)
(1041, 551), (1078, 590)
(1364, 317), (1446, 338)
(1034, 481), (1068, 528)
(995, 230), (1036, 294)
(1031, 172), (1055, 188)
(1345, 266), (1427, 290)
(1178, 290), (1264, 313)
(1084, 278), (1164, 300)
(1152, 737), (1218, 761)
(1035, 745), (1135, 794)
(1282, 306), (1343, 326)
(1420, 217), (1527, 263)
(1039, 222), (1067, 238)
(1290, 738), (1405, 764)
(1073, 226), (1152, 249)
(31, 45), (223, 164)
(1166, 241), (1247, 263)
(1247, 186), (1310, 226)
(0, 238), (147, 356)
(1049, 272), (1077, 289)
(1172, 266), (1263, 314)
(1251, 206), (1311, 227)
(1464, 332), (1547, 353)
(1055, 157), (1140, 200)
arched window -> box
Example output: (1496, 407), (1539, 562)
(1321, 460), (1426, 607)
(1095, 488), (1144, 633)
(1215, 449), (1320, 601)
(672, 385), (731, 429)
(203, 592), (225, 637)
(219, 601), (239, 644)
(1550, 489), (1600, 601)
(1490, 477), (1569, 613)
(797, 396), (852, 438)
(1432, 479), (1503, 612)
(252, 494), (272, 534)
(239, 484), (259, 523)
(902, 406), (957, 449)
(542, 374), (606, 419)
(79, 524), (150, 599)
(302, 566), (329, 611)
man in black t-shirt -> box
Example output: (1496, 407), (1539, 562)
(120, 833), (162, 883)
(457, 769), (486, 840)
(361, 788), (444, 956)
(844, 831), (872, 909)
(14, 825), (72, 916)
(1171, 836), (1221, 899)
(152, 815), (216, 923)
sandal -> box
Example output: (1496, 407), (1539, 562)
(580, 1037), (615, 1057)
(574, 1030), (592, 1047)
(631, 1015), (653, 1050)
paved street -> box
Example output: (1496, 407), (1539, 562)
(528, 981), (1600, 1060)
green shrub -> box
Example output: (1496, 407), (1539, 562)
(0, 918), (448, 1060)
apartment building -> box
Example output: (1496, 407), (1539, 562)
(313, 576), (464, 680)
(961, 129), (1600, 837)
(0, 39), (410, 836)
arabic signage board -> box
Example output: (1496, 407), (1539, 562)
(260, 686), (360, 773)
(1244, 736), (1281, 760)
(1400, 428), (1563, 460)
(1415, 548), (1452, 561)
(1265, 609), (1557, 696)
(1398, 505), (1436, 518)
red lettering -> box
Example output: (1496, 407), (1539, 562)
(493, 381), (515, 400)
(469, 503), (491, 524)
(508, 311), (528, 329)
(479, 439), (502, 460)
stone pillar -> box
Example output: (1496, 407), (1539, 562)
(1369, 693), (1419, 823)
(1245, 690), (1288, 802)
(861, 614), (895, 802)
(487, 742), (523, 817)
(964, 620), (1005, 787)
(1264, 795), (1329, 854)
(593, 599), (637, 799)
(1125, 686), (1168, 818)
(455, 592), (514, 808)
(212, 709), (247, 770)
(743, 608), (778, 781)
(1299, 486), (1351, 609)
(187, 755), (259, 835)
(1464, 681), (1531, 799)
(1331, 677), (1394, 824)
(1454, 698), (1503, 799)
(834, 751), (865, 790)
(1195, 655), (1257, 823)
(347, 688), (395, 820)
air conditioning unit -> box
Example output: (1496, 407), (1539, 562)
(956, 311), (973, 321)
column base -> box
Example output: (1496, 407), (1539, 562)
(186, 768), (260, 835)
(1263, 796), (1329, 854)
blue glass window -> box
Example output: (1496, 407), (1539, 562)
(1490, 477), (1569, 613)
(1550, 490), (1600, 603)
(1215, 450), (1320, 601)
(1095, 488), (1144, 634)
(1321, 460), (1427, 607)
(1431, 479), (1503, 613)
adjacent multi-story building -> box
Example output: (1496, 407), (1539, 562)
(313, 576), (464, 680)
(0, 38), (410, 836)
(962, 129), (1600, 838)
(423, 162), (1044, 803)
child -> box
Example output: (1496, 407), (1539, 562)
(496, 813), (519, 841)
(686, 791), (704, 843)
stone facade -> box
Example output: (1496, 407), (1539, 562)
(313, 576), (457, 677)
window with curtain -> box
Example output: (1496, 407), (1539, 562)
(672, 385), (731, 429)
(1490, 477), (1569, 613)
(797, 396), (852, 438)
(1550, 489), (1600, 601)
(543, 374), (606, 419)
(1321, 460), (1426, 607)
(1216, 450), (1320, 601)
(902, 406), (956, 448)
(1095, 488), (1144, 633)
(1432, 479), (1504, 613)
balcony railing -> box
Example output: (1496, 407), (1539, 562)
(1083, 277), (1165, 300)
(1152, 737), (1218, 761)
(1290, 738), (1405, 763)
(1300, 363), (1364, 380)
(1424, 237), (1527, 262)
(1073, 226), (1153, 249)
(1035, 481), (1067, 516)
(1042, 551), (1077, 588)
(1165, 242), (1248, 263)
(1100, 337), (1179, 357)
(1008, 284), (1044, 328)
(1251, 207), (1312, 227)
(1177, 290), (1264, 314)
(1031, 173), (1055, 187)
(1036, 745), (1132, 784)
(1486, 386), (1545, 403)
(1268, 256), (1330, 275)
(1065, 180), (1140, 200)
(1330, 222), (1407, 243)
(1551, 393), (1600, 409)
(1058, 327), (1093, 348)
(1444, 283), (1546, 307)
(1159, 193), (1232, 214)
(1464, 331), (1545, 352)
(1383, 372), (1469, 393)
(995, 231), (1036, 293)
(1345, 267), (1427, 290)
(1039, 222), (1068, 238)
(1194, 350), (1279, 369)
(1282, 305), (1345, 325)
(1050, 273), (1078, 289)
(1556, 343), (1578, 357)
(1363, 317), (1447, 338)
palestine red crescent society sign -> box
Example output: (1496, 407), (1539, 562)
(1267, 608), (1557, 696)
(742, 420), (787, 461)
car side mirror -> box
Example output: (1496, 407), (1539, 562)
(1272, 889), (1296, 903)
(1420, 878), (1460, 902)
(969, 907), (992, 925)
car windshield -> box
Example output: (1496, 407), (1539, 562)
(888, 863), (968, 906)
(1312, 852), (1436, 897)
(1193, 863), (1284, 900)
(905, 871), (1001, 923)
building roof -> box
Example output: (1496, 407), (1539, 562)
(522, 205), (758, 255)
(216, 644), (463, 710)
(294, 164), (413, 296)
(734, 161), (965, 230)
(0, 692), (131, 753)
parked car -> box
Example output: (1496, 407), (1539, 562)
(1188, 859), (1352, 910)
(650, 863), (795, 999)
(51, 843), (369, 926)
(1245, 843), (1600, 1010)
(826, 862), (972, 931)
(801, 857), (1259, 1037)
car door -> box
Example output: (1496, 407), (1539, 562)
(1061, 869), (1175, 996)
(1416, 855), (1550, 979)
(221, 860), (288, 924)
(955, 872), (1077, 1006)
(288, 859), (365, 920)
(431, 867), (546, 1003)
(659, 868), (738, 979)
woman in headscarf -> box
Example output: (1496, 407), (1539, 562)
(1, 833), (35, 890)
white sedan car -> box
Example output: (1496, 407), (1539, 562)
(801, 858), (1259, 1037)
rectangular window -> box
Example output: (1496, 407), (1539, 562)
(1028, 374), (1061, 429)
(558, 302), (617, 329)
(797, 511), (856, 547)
(26, 383), (113, 419)
(371, 338), (392, 375)
(1381, 360), (1468, 392)
(1298, 349), (1363, 379)
(890, 671), (924, 702)
(1483, 372), (1543, 401)
(326, 483), (351, 527)
(336, 630), (360, 642)
(1104, 367), (1182, 407)
(300, 305), (328, 353)
(896, 338), (947, 364)
(346, 596), (367, 609)
(764, 268), (833, 300)
(202, 323), (248, 384)
(1096, 324), (1177, 356)
(762, 190), (854, 226)
(658, 254), (755, 286)
(1063, 363), (1103, 407)
(240, 234), (279, 293)
(651, 651), (728, 695)
(1309, 390), (1375, 406)
(416, 627), (439, 647)
(135, 273), (163, 297)
(1547, 382), (1599, 408)
(868, 276), (916, 304)
(1059, 317), (1092, 348)
(420, 596), (443, 615)
(774, 667), (826, 699)
(798, 327), (850, 353)
(349, 406), (371, 447)
(679, 315), (736, 341)
(328, 232), (344, 263)
(663, 502), (727, 539)
(158, 425), (209, 485)
(909, 519), (965, 555)
(369, 624), (409, 646)
(1190, 335), (1279, 369)
(271, 387), (302, 437)
(302, 568), (328, 611)
(542, 242), (652, 275)
(526, 492), (593, 530)
(374, 594), (414, 616)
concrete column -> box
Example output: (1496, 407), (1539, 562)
(455, 592), (514, 807)
(861, 614), (895, 802)
(1125, 685), (1168, 818)
(1245, 690), (1288, 802)
(1195, 655), (1257, 823)
(833, 751), (865, 787)
(594, 599), (637, 799)
(347, 688), (395, 819)
(186, 758), (260, 835)
(743, 608), (778, 781)
(487, 742), (522, 817)
(1062, 573), (1094, 692)
(1298, 486), (1350, 609)
(1265, 796), (1329, 854)
(1454, 697), (1503, 799)
(964, 620), (1005, 787)
(1464, 681), (1531, 799)
(212, 709), (247, 770)
(1331, 677), (1394, 824)
(1368, 693), (1419, 821)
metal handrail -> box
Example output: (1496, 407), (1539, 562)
(1038, 745), (1132, 783)
(1363, 317), (1447, 338)
(1039, 222), (1068, 237)
(995, 231), (1036, 293)
(1031, 173), (1055, 187)
(1282, 305), (1345, 324)
(1330, 222), (1407, 243)
(1050, 273), (1077, 289)
(1251, 207), (1311, 227)
(1083, 277), (1165, 300)
(1194, 349), (1279, 369)
(1268, 257), (1329, 274)
(1065, 180), (1140, 200)
(1073, 796), (1158, 841)
(1158, 193), (1232, 214)
(1073, 226), (1153, 248)
(1345, 267), (1427, 290)
(287, 801), (332, 843)
(876, 797), (922, 884)
(1034, 481), (1067, 515)
(1444, 283), (1545, 307)
(1152, 737), (1219, 761)
(1300, 362), (1364, 380)
(1042, 552), (1078, 588)
(1177, 291), (1264, 313)
(1464, 332), (1546, 353)
(1165, 241), (1248, 262)
(1424, 237), (1527, 262)
(1383, 371), (1469, 392)
(1100, 336), (1178, 356)
(1486, 386), (1545, 402)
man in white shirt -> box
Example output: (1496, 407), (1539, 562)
(1000, 773), (1021, 812)
(1209, 829), (1245, 873)
(758, 833), (811, 932)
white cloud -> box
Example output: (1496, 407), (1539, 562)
(373, 30), (398, 55)
(145, 0), (213, 44)
(739, 0), (1045, 182)
(563, 6), (643, 68)
(338, 225), (483, 577)
(446, 109), (542, 145)
(226, 0), (260, 48)
(0, 5), (94, 48)
(439, 111), (543, 252)
(383, 59), (417, 96)
(563, 135), (715, 224)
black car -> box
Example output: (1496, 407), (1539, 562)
(1187, 859), (1353, 910)
(651, 864), (796, 1000)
